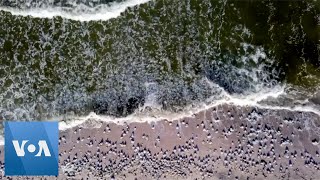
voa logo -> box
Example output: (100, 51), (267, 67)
(12, 140), (51, 157)
(5, 121), (59, 176)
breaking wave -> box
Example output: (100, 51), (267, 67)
(0, 0), (151, 21)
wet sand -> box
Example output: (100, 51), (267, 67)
(0, 104), (320, 179)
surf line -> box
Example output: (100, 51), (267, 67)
(58, 85), (320, 131)
(0, 85), (318, 145)
(0, 0), (151, 21)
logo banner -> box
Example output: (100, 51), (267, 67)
(5, 121), (59, 176)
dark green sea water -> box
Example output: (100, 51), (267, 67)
(0, 0), (319, 120)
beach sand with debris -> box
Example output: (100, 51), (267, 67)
(0, 104), (320, 179)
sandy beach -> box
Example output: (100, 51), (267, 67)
(0, 103), (319, 179)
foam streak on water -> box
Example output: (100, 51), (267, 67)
(0, 0), (151, 21)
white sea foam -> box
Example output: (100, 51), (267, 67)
(57, 84), (320, 132)
(0, 0), (151, 21)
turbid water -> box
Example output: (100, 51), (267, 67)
(0, 0), (319, 125)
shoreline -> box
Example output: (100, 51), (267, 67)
(0, 92), (319, 146)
